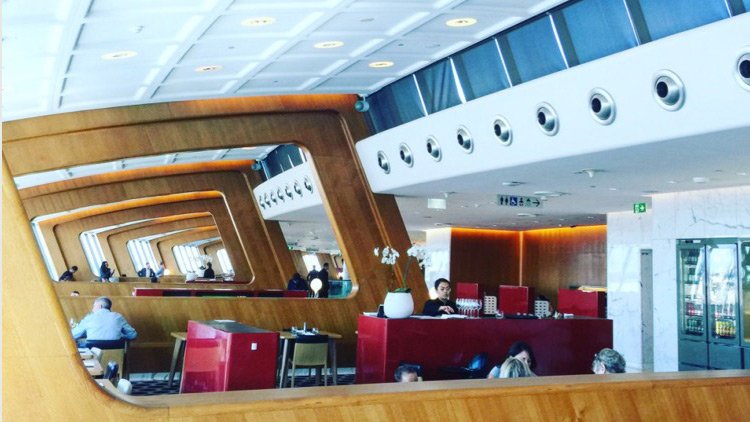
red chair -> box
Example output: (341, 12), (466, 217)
(455, 282), (480, 300)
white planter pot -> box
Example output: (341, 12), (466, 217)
(384, 292), (414, 319)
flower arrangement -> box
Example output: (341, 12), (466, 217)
(374, 244), (429, 293)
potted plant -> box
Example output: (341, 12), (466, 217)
(374, 244), (428, 319)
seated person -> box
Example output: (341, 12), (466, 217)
(394, 364), (420, 382)
(496, 356), (535, 378)
(155, 262), (166, 278)
(592, 348), (626, 374)
(287, 273), (308, 291)
(488, 341), (536, 378)
(203, 262), (215, 279)
(422, 278), (458, 316)
(99, 261), (113, 282)
(58, 265), (78, 282)
(137, 262), (156, 278)
(71, 296), (137, 343)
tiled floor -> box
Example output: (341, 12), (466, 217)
(128, 368), (356, 396)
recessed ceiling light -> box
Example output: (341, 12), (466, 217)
(608, 187), (618, 191)
(692, 176), (709, 183)
(446, 17), (477, 27)
(642, 190), (659, 194)
(667, 180), (677, 184)
(241, 17), (276, 27)
(369, 60), (394, 68)
(101, 51), (137, 60)
(737, 172), (747, 176)
(501, 181), (523, 187)
(517, 212), (537, 217)
(314, 40), (344, 49)
(195, 65), (222, 73)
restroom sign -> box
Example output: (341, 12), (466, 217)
(497, 195), (542, 208)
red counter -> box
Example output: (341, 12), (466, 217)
(180, 320), (278, 393)
(355, 315), (612, 384)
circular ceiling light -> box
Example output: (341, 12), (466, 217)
(241, 17), (276, 27)
(446, 17), (477, 27)
(195, 65), (223, 73)
(101, 51), (137, 60)
(368, 61), (394, 68)
(314, 40), (344, 49)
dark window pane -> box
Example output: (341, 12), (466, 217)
(262, 144), (305, 178)
(415, 59), (462, 113)
(499, 15), (566, 84)
(367, 76), (425, 132)
(555, 0), (638, 65)
(453, 39), (511, 100)
(637, 0), (729, 41)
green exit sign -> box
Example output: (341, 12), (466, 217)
(633, 202), (647, 213)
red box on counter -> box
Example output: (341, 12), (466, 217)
(498, 285), (534, 315)
(557, 289), (606, 318)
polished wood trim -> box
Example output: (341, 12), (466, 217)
(101, 215), (215, 276)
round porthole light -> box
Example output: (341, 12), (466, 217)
(377, 151), (391, 174)
(589, 88), (616, 125)
(399, 143), (413, 167)
(736, 51), (750, 91)
(426, 137), (441, 161)
(653, 70), (685, 111)
(536, 103), (559, 135)
(493, 115), (512, 146)
(456, 126), (473, 153)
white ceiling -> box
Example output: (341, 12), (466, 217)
(13, 145), (276, 189)
(1, 0), (567, 121)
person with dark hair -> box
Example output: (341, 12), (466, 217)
(318, 263), (330, 298)
(592, 348), (626, 374)
(138, 262), (156, 278)
(394, 364), (420, 382)
(287, 273), (308, 291)
(422, 278), (458, 316)
(99, 261), (113, 282)
(203, 262), (215, 279)
(71, 296), (137, 341)
(58, 265), (78, 281)
(306, 265), (319, 282)
(155, 261), (166, 278)
(488, 341), (536, 378)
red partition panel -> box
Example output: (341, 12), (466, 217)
(180, 320), (278, 393)
(498, 285), (534, 314)
(355, 315), (612, 384)
(455, 282), (480, 300)
(283, 290), (308, 298)
(558, 289), (607, 318)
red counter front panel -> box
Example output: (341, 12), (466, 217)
(180, 320), (278, 393)
(356, 316), (612, 384)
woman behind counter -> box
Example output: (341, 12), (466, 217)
(422, 278), (458, 316)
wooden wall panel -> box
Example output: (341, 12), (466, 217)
(101, 215), (215, 275)
(449, 228), (521, 295)
(154, 227), (218, 274)
(522, 226), (607, 307)
(20, 163), (295, 286)
(43, 197), (247, 280)
(290, 250), (309, 276)
(53, 281), (254, 297)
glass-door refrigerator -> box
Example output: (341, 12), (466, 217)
(705, 241), (742, 369)
(678, 242), (708, 370)
(740, 240), (750, 366)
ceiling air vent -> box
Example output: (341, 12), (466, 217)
(493, 116), (512, 146)
(653, 70), (685, 111)
(536, 103), (559, 135)
(589, 88), (616, 125)
(426, 137), (442, 161)
(399, 143), (413, 167)
(377, 151), (390, 174)
(456, 126), (473, 153)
